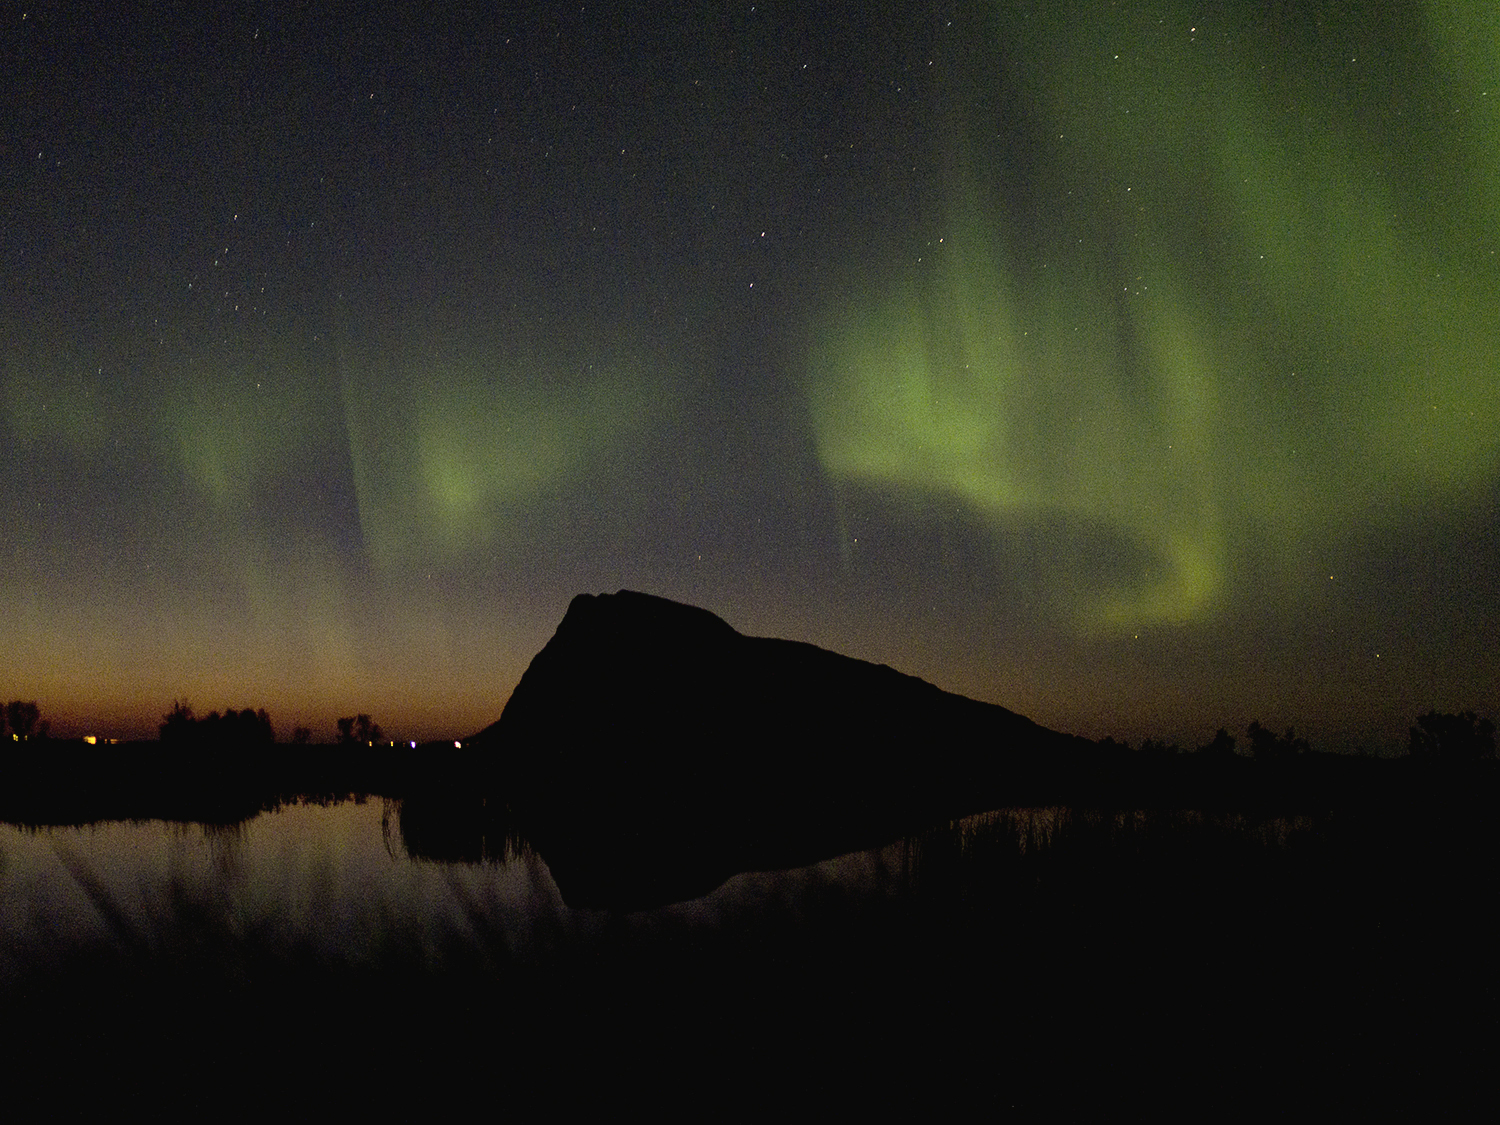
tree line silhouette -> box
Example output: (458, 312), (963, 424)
(1407, 709), (1496, 761)
(1103, 709), (1495, 763)
(4, 694), (1494, 761)
(159, 701), (275, 748)
(156, 702), (389, 747)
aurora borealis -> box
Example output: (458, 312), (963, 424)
(3, 1), (1497, 749)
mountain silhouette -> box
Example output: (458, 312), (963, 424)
(471, 590), (1099, 907)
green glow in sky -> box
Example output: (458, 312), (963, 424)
(807, 1), (1500, 632)
(408, 364), (651, 555)
(5, 1), (1496, 743)
(337, 328), (665, 569)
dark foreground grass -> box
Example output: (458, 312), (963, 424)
(3, 794), (1495, 1114)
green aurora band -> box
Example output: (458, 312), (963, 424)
(806, 1), (1500, 631)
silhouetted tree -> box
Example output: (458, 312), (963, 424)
(1198, 728), (1237, 757)
(248, 707), (275, 746)
(357, 714), (383, 744)
(160, 700), (197, 744)
(1408, 710), (1495, 762)
(1246, 721), (1276, 758)
(291, 726), (312, 745)
(1247, 721), (1307, 761)
(5, 700), (42, 741)
(337, 714), (383, 746)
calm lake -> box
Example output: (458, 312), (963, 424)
(1, 797), (1487, 1112)
(0, 796), (926, 983)
(1, 796), (954, 1112)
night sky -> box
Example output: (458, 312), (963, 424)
(4, 1), (1497, 750)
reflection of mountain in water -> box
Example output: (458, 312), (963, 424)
(3, 592), (1496, 1111)
(467, 590), (1102, 907)
(8, 794), (1492, 1114)
(460, 589), (1500, 911)
(4, 608), (1497, 1115)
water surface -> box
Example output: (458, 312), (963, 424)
(1, 800), (1483, 1113)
